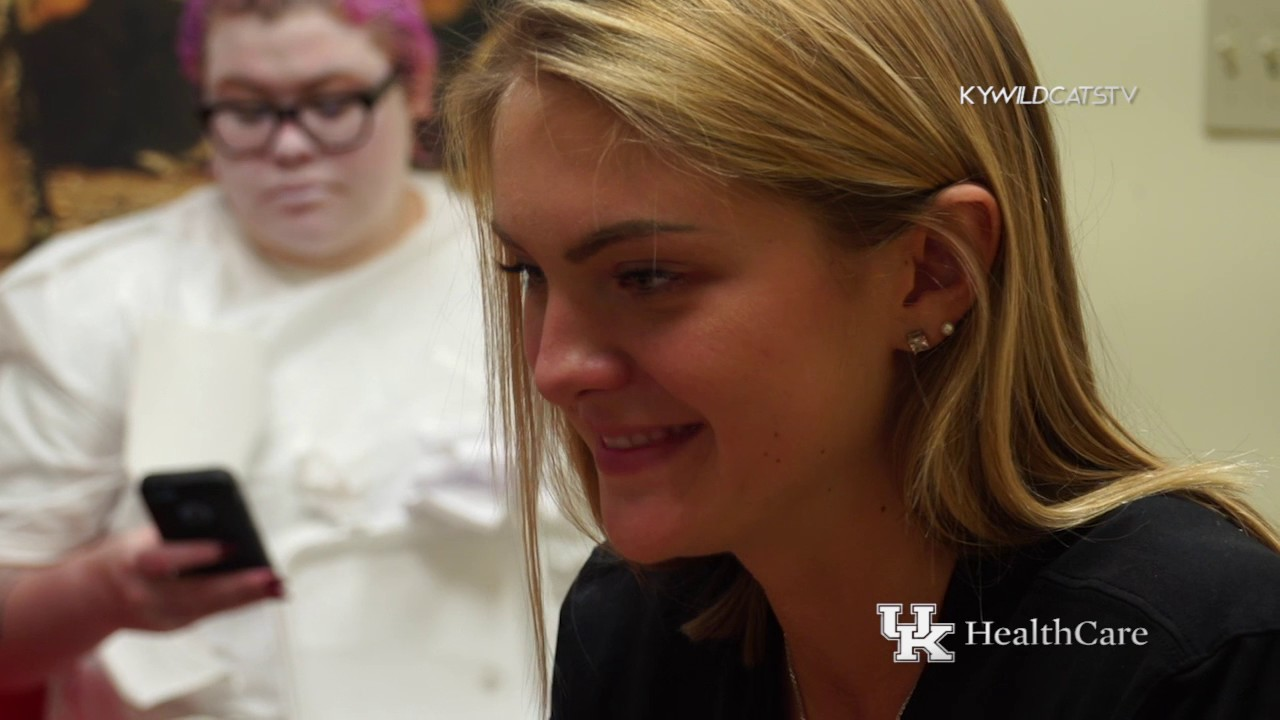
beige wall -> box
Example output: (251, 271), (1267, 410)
(1003, 0), (1280, 521)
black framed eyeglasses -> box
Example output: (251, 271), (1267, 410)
(198, 70), (401, 158)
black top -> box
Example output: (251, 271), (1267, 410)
(550, 495), (1280, 719)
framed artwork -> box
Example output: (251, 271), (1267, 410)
(0, 0), (490, 269)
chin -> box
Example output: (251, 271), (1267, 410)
(254, 222), (357, 263)
(600, 502), (717, 566)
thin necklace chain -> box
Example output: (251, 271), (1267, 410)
(783, 639), (915, 720)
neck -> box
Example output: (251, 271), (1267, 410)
(736, 463), (955, 720)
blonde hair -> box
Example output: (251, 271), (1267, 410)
(442, 0), (1280, 690)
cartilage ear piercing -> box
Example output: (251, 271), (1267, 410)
(941, 322), (955, 337)
(906, 330), (931, 354)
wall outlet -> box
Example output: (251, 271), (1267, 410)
(1207, 0), (1280, 134)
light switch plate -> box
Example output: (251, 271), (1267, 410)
(1207, 0), (1280, 134)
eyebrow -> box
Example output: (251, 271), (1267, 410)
(493, 220), (699, 264)
(210, 71), (371, 97)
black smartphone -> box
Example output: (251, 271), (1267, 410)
(140, 468), (273, 576)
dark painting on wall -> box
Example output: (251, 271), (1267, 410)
(0, 0), (490, 269)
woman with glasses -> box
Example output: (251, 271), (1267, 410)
(0, 0), (530, 717)
(442, 0), (1280, 718)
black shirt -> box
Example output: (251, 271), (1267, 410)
(550, 494), (1280, 719)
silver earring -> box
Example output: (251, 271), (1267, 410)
(941, 322), (955, 337)
(906, 330), (930, 354)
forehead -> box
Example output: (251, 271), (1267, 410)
(203, 6), (389, 87)
(494, 77), (636, 177)
(491, 76), (735, 235)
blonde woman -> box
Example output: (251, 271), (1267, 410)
(442, 1), (1280, 718)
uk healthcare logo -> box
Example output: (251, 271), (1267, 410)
(877, 603), (956, 663)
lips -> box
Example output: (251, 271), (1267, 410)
(600, 424), (703, 450)
(265, 182), (330, 208)
(592, 423), (705, 476)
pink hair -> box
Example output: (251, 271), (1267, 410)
(176, 0), (438, 93)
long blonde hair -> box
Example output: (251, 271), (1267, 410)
(442, 0), (1280, 689)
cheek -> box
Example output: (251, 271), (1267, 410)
(682, 321), (860, 456)
(330, 145), (399, 194)
(210, 156), (238, 185)
(355, 129), (406, 172)
(357, 107), (413, 168)
(209, 158), (261, 209)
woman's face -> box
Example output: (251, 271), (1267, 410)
(203, 7), (416, 268)
(491, 77), (911, 563)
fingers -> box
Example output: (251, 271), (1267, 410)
(162, 567), (284, 623)
(199, 567), (284, 606)
(130, 567), (285, 631)
(96, 530), (285, 632)
(134, 540), (227, 579)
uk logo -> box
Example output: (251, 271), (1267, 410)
(877, 603), (956, 663)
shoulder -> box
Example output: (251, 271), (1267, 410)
(2, 185), (225, 296)
(395, 173), (481, 296)
(411, 171), (475, 245)
(1041, 494), (1280, 656)
(397, 172), (486, 341)
(1133, 630), (1280, 718)
(1002, 494), (1280, 715)
(0, 187), (229, 404)
(913, 495), (1280, 718)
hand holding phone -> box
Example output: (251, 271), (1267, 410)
(141, 468), (273, 576)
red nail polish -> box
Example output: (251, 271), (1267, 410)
(266, 579), (286, 598)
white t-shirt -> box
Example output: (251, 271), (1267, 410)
(0, 174), (577, 718)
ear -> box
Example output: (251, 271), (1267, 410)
(893, 182), (1000, 352)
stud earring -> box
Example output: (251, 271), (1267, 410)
(941, 322), (955, 337)
(906, 330), (931, 354)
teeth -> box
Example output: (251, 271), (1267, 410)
(602, 426), (690, 450)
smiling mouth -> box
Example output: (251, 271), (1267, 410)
(600, 423), (703, 450)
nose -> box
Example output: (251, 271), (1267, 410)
(268, 117), (318, 166)
(528, 292), (629, 408)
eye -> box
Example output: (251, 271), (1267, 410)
(306, 94), (360, 119)
(219, 102), (273, 126)
(616, 266), (681, 294)
(497, 261), (546, 288)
